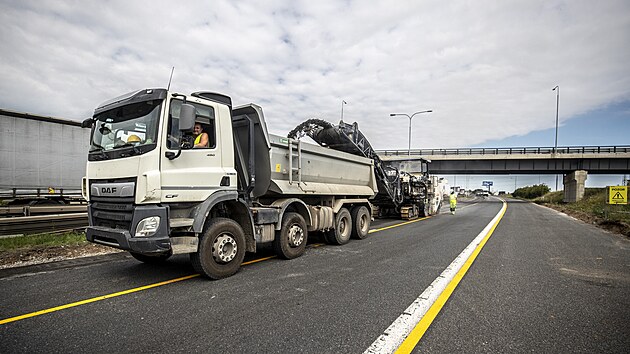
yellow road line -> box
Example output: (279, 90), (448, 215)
(0, 274), (200, 325)
(1, 255), (284, 325)
(394, 201), (508, 353)
(1, 211), (440, 325)
(368, 216), (431, 233)
(242, 255), (276, 265)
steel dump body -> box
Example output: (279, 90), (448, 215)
(231, 104), (377, 200)
(265, 134), (377, 197)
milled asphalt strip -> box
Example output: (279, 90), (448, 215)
(0, 213), (438, 325)
(364, 199), (508, 354)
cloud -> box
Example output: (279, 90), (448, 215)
(0, 0), (629, 148)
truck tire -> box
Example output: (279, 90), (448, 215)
(129, 251), (172, 264)
(422, 203), (431, 217)
(351, 206), (371, 240)
(274, 212), (308, 259)
(190, 218), (246, 279)
(325, 208), (352, 245)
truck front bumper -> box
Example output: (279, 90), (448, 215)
(86, 204), (171, 254)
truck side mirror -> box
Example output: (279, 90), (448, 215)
(81, 118), (94, 128)
(179, 104), (196, 132)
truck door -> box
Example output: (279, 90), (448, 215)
(160, 99), (230, 202)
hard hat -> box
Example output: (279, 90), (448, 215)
(127, 135), (141, 143)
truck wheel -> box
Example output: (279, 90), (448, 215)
(190, 218), (246, 279)
(326, 208), (352, 245)
(274, 212), (308, 259)
(351, 206), (371, 240)
(422, 203), (431, 217)
(129, 251), (172, 264)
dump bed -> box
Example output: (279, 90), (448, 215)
(231, 104), (377, 198)
(266, 134), (377, 197)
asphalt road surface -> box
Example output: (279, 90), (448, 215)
(1, 197), (628, 353)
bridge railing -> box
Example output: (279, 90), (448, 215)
(376, 145), (630, 156)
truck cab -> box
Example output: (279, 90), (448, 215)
(83, 89), (253, 277)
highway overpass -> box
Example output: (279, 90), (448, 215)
(377, 145), (630, 202)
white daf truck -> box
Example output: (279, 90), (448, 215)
(81, 89), (376, 279)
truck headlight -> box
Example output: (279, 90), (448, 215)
(135, 216), (160, 237)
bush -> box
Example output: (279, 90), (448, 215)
(513, 184), (551, 199)
(534, 191), (563, 204)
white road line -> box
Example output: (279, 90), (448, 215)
(364, 200), (507, 354)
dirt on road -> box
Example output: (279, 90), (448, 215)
(0, 243), (122, 269)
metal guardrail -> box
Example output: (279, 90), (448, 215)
(0, 213), (88, 236)
(0, 188), (83, 199)
(377, 145), (630, 156)
(0, 205), (87, 217)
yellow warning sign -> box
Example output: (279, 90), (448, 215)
(607, 186), (627, 204)
(275, 164), (282, 173)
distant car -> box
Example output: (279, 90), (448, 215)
(482, 191), (489, 197)
(458, 190), (466, 197)
(498, 191), (506, 195)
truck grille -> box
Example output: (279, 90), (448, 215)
(91, 202), (134, 230)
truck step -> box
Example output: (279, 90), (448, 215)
(170, 218), (194, 228)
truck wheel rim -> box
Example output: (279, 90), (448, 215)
(288, 225), (304, 247)
(213, 234), (238, 263)
(339, 217), (349, 237)
(359, 214), (369, 233)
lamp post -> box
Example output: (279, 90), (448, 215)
(390, 110), (433, 155)
(341, 100), (347, 121)
(552, 85), (559, 191)
(514, 176), (517, 192)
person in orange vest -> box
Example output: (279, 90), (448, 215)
(449, 191), (457, 215)
(193, 123), (209, 148)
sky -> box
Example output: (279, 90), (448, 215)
(1, 0), (628, 190)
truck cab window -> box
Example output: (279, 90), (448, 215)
(168, 99), (216, 149)
(89, 100), (160, 160)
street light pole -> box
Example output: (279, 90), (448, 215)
(390, 110), (433, 155)
(553, 85), (559, 191)
(341, 100), (347, 121)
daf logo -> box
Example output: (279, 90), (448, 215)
(101, 187), (117, 194)
(92, 182), (134, 198)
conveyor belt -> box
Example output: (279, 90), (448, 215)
(288, 119), (404, 207)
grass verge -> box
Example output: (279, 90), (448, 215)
(0, 231), (120, 269)
(533, 188), (630, 236)
(0, 231), (88, 251)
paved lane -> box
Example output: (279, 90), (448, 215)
(0, 198), (497, 353)
(1, 198), (627, 353)
(417, 199), (630, 353)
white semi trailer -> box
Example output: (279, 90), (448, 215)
(0, 109), (89, 205)
(82, 89), (376, 279)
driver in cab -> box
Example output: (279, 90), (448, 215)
(192, 123), (209, 148)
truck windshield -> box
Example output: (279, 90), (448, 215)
(89, 100), (162, 159)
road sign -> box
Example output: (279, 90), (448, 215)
(607, 186), (627, 205)
(482, 181), (493, 187)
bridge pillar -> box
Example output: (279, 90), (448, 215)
(563, 170), (588, 202)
